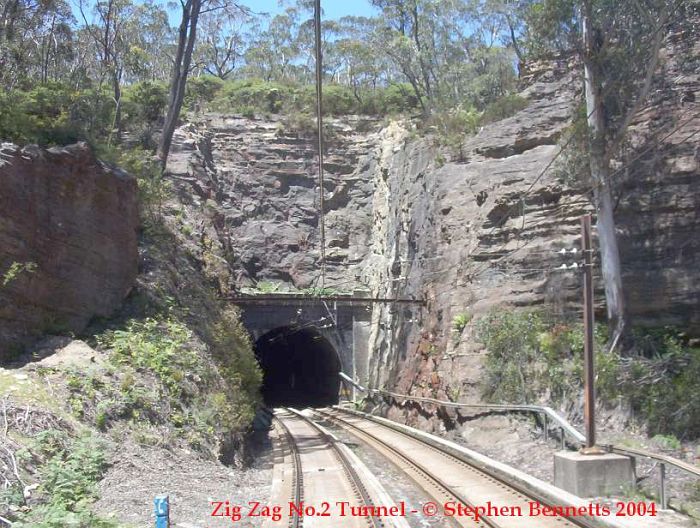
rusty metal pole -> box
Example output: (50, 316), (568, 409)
(581, 214), (597, 452)
(314, 0), (327, 289)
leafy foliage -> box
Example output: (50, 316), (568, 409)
(480, 95), (529, 124)
(100, 317), (201, 399)
(209, 78), (420, 117)
(13, 432), (117, 528)
(2, 261), (37, 287)
(428, 107), (481, 159)
(478, 310), (700, 439)
(0, 84), (113, 145)
(206, 308), (262, 433)
(452, 312), (472, 333)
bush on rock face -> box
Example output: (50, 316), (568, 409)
(478, 309), (700, 440)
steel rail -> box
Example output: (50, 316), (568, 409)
(312, 408), (491, 528)
(363, 388), (700, 508)
(284, 408), (382, 528)
(274, 413), (304, 528)
(325, 406), (625, 528)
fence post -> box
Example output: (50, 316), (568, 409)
(659, 463), (667, 510)
(543, 413), (549, 441)
(155, 495), (170, 528)
(560, 427), (565, 450)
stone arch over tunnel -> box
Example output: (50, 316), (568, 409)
(254, 325), (341, 408)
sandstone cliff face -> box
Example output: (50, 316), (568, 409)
(366, 21), (700, 406)
(170, 22), (698, 408)
(0, 143), (139, 359)
(166, 115), (379, 290)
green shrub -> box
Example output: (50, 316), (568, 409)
(0, 83), (116, 146)
(185, 75), (225, 110)
(452, 312), (472, 333)
(629, 341), (700, 439)
(214, 78), (286, 114)
(207, 308), (262, 432)
(378, 83), (420, 114)
(209, 79), (419, 117)
(123, 80), (168, 124)
(96, 145), (169, 224)
(478, 310), (544, 402)
(13, 432), (117, 527)
(323, 84), (356, 115)
(429, 107), (480, 159)
(478, 310), (700, 439)
(101, 317), (200, 400)
(480, 94), (529, 124)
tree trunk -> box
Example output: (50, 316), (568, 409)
(112, 69), (122, 142)
(158, 0), (201, 168)
(582, 2), (627, 344)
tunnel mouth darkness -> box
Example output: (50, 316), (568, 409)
(254, 325), (341, 408)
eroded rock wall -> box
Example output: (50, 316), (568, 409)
(366, 21), (700, 411)
(0, 143), (139, 359)
(169, 21), (698, 411)
(166, 115), (379, 290)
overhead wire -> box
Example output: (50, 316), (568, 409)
(417, 106), (700, 301)
(462, 109), (700, 282)
(314, 0), (327, 288)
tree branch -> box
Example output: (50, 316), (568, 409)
(608, 6), (669, 155)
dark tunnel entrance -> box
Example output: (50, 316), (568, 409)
(254, 326), (341, 408)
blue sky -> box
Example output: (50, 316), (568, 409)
(239, 0), (377, 20)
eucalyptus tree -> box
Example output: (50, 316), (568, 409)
(0, 0), (75, 87)
(369, 0), (516, 112)
(78, 0), (138, 141)
(242, 8), (302, 82)
(333, 16), (387, 98)
(158, 0), (247, 167)
(517, 0), (683, 344)
(195, 10), (247, 79)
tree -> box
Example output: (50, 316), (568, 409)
(242, 8), (302, 82)
(518, 0), (678, 344)
(0, 0), (75, 87)
(157, 0), (203, 167)
(370, 0), (516, 113)
(195, 10), (246, 79)
(78, 0), (136, 142)
(157, 0), (247, 168)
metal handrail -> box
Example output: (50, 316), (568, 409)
(367, 389), (585, 443)
(358, 387), (700, 509)
(606, 444), (700, 477)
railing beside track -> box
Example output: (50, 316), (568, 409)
(353, 386), (700, 510)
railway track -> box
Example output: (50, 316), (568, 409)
(269, 408), (411, 528)
(313, 407), (616, 528)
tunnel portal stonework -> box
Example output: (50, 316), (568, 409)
(235, 297), (372, 404)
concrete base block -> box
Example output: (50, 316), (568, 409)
(554, 451), (634, 497)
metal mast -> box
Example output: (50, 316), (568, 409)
(314, 0), (326, 288)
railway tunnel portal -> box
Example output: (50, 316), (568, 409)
(234, 295), (374, 408)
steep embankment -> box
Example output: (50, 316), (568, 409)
(0, 142), (266, 525)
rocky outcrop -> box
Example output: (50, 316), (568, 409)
(0, 143), (139, 360)
(168, 20), (698, 410)
(166, 115), (379, 290)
